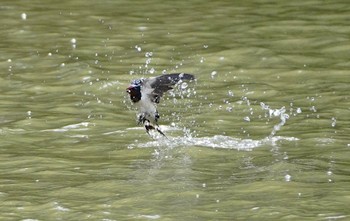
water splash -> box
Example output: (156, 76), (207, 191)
(128, 133), (298, 150)
(260, 103), (290, 137)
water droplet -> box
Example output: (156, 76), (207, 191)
(181, 82), (188, 89)
(21, 13), (27, 20)
(148, 68), (155, 74)
(331, 117), (336, 127)
(70, 38), (76, 44)
(310, 106), (317, 112)
(138, 26), (148, 31)
(211, 71), (217, 79)
(243, 116), (250, 122)
(228, 90), (234, 97)
(260, 102), (269, 110)
(135, 45), (142, 52)
(296, 107), (302, 113)
(27, 111), (32, 119)
(145, 52), (153, 57)
(285, 174), (291, 182)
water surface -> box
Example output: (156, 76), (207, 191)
(0, 0), (349, 220)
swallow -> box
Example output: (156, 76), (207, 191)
(126, 73), (195, 137)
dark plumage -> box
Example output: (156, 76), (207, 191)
(126, 73), (195, 136)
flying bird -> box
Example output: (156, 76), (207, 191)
(126, 73), (195, 137)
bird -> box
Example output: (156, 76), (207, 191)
(126, 73), (195, 137)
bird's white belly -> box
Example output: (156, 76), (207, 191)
(137, 97), (157, 123)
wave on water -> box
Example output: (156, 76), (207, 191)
(42, 122), (91, 132)
(127, 133), (299, 151)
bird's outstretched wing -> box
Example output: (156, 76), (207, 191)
(145, 73), (195, 103)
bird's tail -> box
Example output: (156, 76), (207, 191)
(145, 123), (167, 138)
(138, 112), (167, 138)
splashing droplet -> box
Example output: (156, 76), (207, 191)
(145, 52), (153, 58)
(148, 68), (155, 74)
(285, 174), (291, 182)
(211, 71), (217, 79)
(228, 90), (234, 97)
(21, 13), (27, 20)
(331, 117), (336, 127)
(226, 107), (233, 112)
(181, 82), (188, 89)
(310, 106), (317, 112)
(243, 116), (251, 122)
(135, 45), (142, 52)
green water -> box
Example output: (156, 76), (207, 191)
(1, 0), (349, 220)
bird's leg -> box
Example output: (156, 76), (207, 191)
(153, 111), (168, 138)
(154, 111), (160, 123)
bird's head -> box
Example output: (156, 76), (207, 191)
(126, 79), (142, 103)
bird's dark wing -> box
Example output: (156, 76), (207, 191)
(146, 73), (195, 103)
(151, 73), (194, 95)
